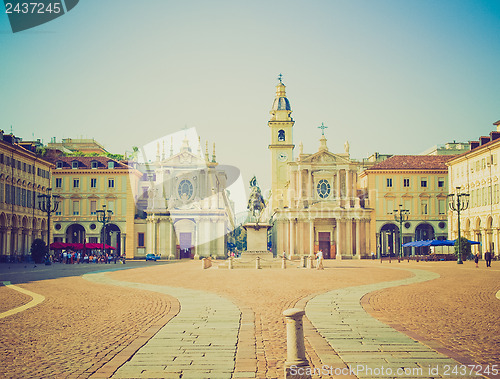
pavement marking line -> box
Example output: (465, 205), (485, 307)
(0, 281), (46, 319)
(83, 272), (241, 379)
(306, 268), (484, 379)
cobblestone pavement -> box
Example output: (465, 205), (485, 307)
(0, 273), (173, 379)
(84, 272), (240, 379)
(365, 261), (500, 375)
(1, 259), (499, 379)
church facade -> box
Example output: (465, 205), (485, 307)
(133, 136), (234, 259)
(268, 80), (372, 259)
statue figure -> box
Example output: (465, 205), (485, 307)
(247, 176), (266, 223)
(344, 140), (350, 154)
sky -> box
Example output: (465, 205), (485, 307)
(1, 0), (500, 192)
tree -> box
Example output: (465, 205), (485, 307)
(454, 237), (471, 261)
(31, 238), (48, 264)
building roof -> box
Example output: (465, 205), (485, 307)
(49, 156), (129, 170)
(366, 155), (454, 171)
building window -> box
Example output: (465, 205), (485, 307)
(403, 178), (410, 187)
(438, 178), (445, 188)
(108, 161), (115, 169)
(438, 199), (446, 214)
(56, 161), (63, 169)
(386, 199), (394, 215)
(138, 232), (145, 247)
(72, 161), (79, 169)
(90, 178), (97, 188)
(421, 179), (427, 188)
(108, 179), (115, 188)
(386, 178), (392, 187)
(73, 201), (80, 215)
(316, 179), (331, 199)
(55, 178), (62, 188)
(421, 201), (428, 215)
(278, 129), (285, 142)
(178, 179), (194, 199)
(90, 200), (97, 215)
(73, 179), (80, 188)
(91, 161), (99, 169)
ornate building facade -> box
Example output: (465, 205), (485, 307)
(359, 155), (452, 257)
(50, 156), (140, 257)
(268, 80), (371, 259)
(446, 122), (500, 258)
(0, 132), (52, 259)
(134, 137), (234, 259)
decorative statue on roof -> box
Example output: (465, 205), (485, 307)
(248, 176), (266, 223)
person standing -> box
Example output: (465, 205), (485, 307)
(474, 253), (479, 268)
(485, 251), (492, 267)
(316, 249), (324, 270)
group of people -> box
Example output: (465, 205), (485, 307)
(55, 251), (125, 264)
(282, 250), (324, 270)
(475, 251), (494, 268)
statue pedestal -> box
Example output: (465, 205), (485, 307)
(242, 223), (271, 256)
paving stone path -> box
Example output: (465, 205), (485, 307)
(84, 272), (241, 379)
(306, 267), (482, 379)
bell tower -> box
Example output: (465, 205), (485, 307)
(269, 74), (294, 208)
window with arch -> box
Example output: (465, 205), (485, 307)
(178, 179), (194, 199)
(278, 129), (285, 142)
(317, 179), (331, 199)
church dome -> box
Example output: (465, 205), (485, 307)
(272, 96), (291, 111)
(272, 82), (291, 111)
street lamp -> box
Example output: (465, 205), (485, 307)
(448, 187), (470, 264)
(393, 204), (410, 263)
(96, 205), (112, 257)
(38, 188), (60, 257)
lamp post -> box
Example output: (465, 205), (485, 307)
(38, 188), (60, 258)
(448, 187), (470, 264)
(96, 205), (112, 258)
(393, 204), (410, 263)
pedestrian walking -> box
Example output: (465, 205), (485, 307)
(475, 253), (479, 268)
(316, 249), (324, 270)
(485, 251), (492, 267)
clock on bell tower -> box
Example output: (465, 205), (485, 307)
(269, 74), (294, 208)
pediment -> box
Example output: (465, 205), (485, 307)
(163, 151), (207, 167)
(301, 151), (351, 165)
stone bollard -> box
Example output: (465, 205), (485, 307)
(282, 256), (286, 269)
(283, 308), (310, 379)
(228, 256), (234, 269)
(256, 256), (261, 269)
(299, 255), (305, 268)
(308, 255), (315, 269)
(202, 258), (207, 269)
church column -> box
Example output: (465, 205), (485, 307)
(169, 219), (176, 258)
(147, 216), (154, 254)
(336, 219), (342, 260)
(289, 218), (295, 258)
(298, 168), (303, 199)
(309, 220), (314, 256)
(346, 170), (351, 203)
(346, 218), (352, 256)
(364, 220), (370, 256)
(481, 229), (487, 259)
(308, 170), (313, 199)
(356, 219), (361, 258)
(494, 228), (499, 257)
(336, 173), (341, 200)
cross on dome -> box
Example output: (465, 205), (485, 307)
(318, 122), (328, 136)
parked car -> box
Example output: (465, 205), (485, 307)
(146, 254), (160, 261)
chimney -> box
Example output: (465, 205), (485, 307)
(480, 136), (490, 145)
(490, 131), (500, 141)
(470, 141), (480, 150)
(494, 120), (500, 132)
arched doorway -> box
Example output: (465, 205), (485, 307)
(415, 223), (435, 255)
(105, 224), (121, 255)
(174, 219), (196, 259)
(379, 223), (398, 257)
(66, 224), (86, 244)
